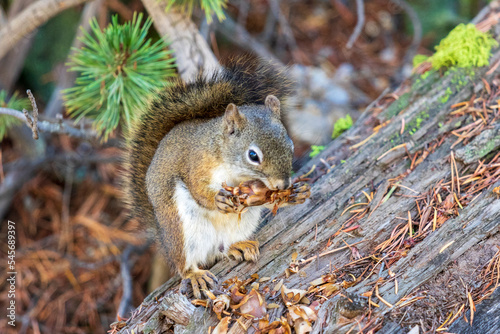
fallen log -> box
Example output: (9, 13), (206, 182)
(113, 4), (500, 334)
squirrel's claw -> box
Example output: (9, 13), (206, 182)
(288, 182), (311, 205)
(181, 270), (218, 299)
(227, 240), (260, 262)
(215, 189), (247, 214)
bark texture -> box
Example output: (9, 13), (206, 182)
(115, 4), (500, 334)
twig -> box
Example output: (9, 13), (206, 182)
(64, 253), (119, 270)
(0, 106), (99, 140)
(104, 0), (132, 20)
(0, 157), (46, 220)
(261, 5), (277, 43)
(299, 240), (365, 265)
(216, 14), (281, 64)
(346, 0), (365, 49)
(118, 242), (151, 318)
(391, 0), (422, 80)
(0, 0), (91, 60)
(22, 90), (39, 139)
(59, 159), (74, 251)
(237, 0), (250, 36)
(268, 0), (298, 54)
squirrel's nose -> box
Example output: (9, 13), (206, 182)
(274, 177), (291, 190)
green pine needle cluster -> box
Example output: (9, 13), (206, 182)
(167, 0), (227, 23)
(332, 114), (353, 139)
(64, 13), (176, 139)
(0, 90), (30, 141)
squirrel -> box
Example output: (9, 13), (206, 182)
(122, 56), (311, 298)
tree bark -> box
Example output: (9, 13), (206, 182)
(141, 0), (220, 81)
(0, 0), (91, 60)
(115, 4), (500, 334)
(0, 0), (36, 91)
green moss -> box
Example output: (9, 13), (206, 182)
(477, 136), (500, 159)
(408, 110), (430, 136)
(448, 67), (475, 87)
(413, 23), (498, 70)
(421, 71), (431, 80)
(439, 87), (453, 103)
(389, 132), (402, 146)
(457, 137), (500, 163)
(412, 70), (441, 96)
(309, 145), (325, 158)
(332, 114), (353, 139)
(384, 92), (411, 120)
(413, 54), (430, 67)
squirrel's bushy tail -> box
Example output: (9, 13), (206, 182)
(122, 56), (293, 227)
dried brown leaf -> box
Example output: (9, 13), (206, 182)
(281, 285), (307, 306)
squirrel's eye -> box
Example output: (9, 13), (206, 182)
(248, 149), (260, 164)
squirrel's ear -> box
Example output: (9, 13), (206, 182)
(265, 95), (281, 117)
(224, 103), (246, 135)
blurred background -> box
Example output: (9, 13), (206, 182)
(0, 0), (494, 332)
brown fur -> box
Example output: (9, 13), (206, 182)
(122, 56), (292, 232)
(121, 56), (293, 282)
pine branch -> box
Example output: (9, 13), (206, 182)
(64, 13), (176, 139)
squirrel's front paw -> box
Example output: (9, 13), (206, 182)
(288, 181), (311, 205)
(180, 269), (218, 299)
(228, 240), (260, 262)
(215, 189), (247, 214)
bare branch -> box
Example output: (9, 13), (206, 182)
(391, 0), (422, 80)
(105, 0), (133, 20)
(0, 107), (26, 121)
(0, 157), (45, 219)
(216, 15), (281, 64)
(141, 0), (220, 81)
(118, 242), (151, 319)
(237, 0), (250, 37)
(0, 0), (90, 60)
(261, 7), (277, 43)
(0, 107), (99, 140)
(346, 0), (365, 49)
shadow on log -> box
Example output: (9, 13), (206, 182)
(113, 4), (500, 334)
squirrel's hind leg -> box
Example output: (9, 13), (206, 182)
(227, 240), (260, 262)
(180, 268), (218, 299)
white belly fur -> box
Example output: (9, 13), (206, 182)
(174, 181), (263, 271)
